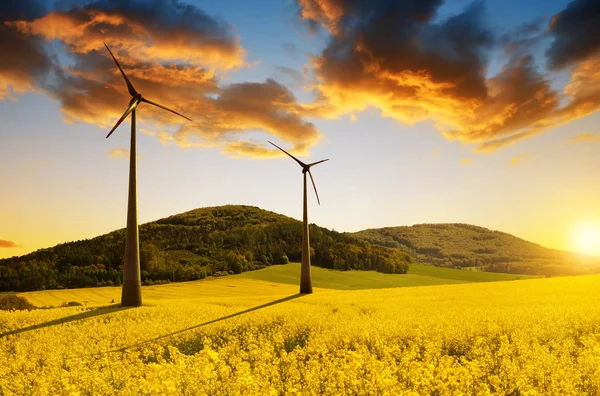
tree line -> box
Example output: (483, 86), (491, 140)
(0, 206), (411, 292)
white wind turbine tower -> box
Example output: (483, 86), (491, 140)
(104, 43), (192, 307)
(268, 141), (329, 294)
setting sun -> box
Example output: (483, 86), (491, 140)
(572, 223), (600, 256)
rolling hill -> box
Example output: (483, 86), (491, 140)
(2, 206), (598, 294)
(0, 206), (409, 292)
(352, 223), (600, 276)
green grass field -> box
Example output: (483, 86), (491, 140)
(239, 262), (537, 290)
(14, 263), (537, 308)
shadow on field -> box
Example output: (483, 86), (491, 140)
(0, 304), (132, 338)
(110, 293), (305, 353)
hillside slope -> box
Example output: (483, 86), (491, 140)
(0, 206), (410, 292)
(352, 224), (600, 275)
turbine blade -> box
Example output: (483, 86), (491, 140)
(104, 42), (137, 97)
(141, 98), (192, 122)
(268, 141), (306, 167)
(106, 99), (139, 138)
(308, 169), (321, 205)
(308, 158), (329, 167)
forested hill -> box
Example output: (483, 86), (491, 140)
(352, 224), (600, 276)
(0, 205), (410, 292)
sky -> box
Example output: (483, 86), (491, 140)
(1, 0), (600, 259)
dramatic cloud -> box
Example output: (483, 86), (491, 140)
(0, 240), (20, 248)
(7, 0), (245, 69)
(446, 56), (559, 153)
(567, 132), (600, 143)
(0, 0), (320, 157)
(172, 79), (319, 155)
(299, 0), (492, 123)
(0, 0), (54, 100)
(297, 0), (600, 153)
(546, 0), (600, 69)
(5, 0), (600, 157)
(509, 154), (532, 166)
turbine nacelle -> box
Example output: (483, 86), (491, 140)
(130, 94), (142, 104)
(302, 158), (329, 174)
(103, 42), (192, 139)
(268, 141), (329, 205)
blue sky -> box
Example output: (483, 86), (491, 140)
(2, 0), (600, 258)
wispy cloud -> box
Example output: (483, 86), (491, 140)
(280, 42), (299, 59)
(509, 154), (533, 166)
(139, 128), (157, 137)
(273, 66), (305, 85)
(107, 148), (143, 160)
(567, 132), (600, 143)
(0, 240), (21, 248)
(460, 158), (472, 164)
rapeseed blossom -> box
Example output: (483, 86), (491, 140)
(1, 275), (600, 394)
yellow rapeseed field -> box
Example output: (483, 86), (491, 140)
(2, 275), (600, 395)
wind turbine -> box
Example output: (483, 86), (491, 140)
(268, 141), (328, 294)
(104, 43), (191, 307)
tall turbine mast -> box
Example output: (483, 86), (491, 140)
(268, 141), (328, 294)
(104, 43), (191, 307)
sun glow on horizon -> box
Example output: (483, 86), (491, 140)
(571, 222), (600, 256)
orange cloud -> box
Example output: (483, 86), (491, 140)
(470, 55), (600, 153)
(460, 158), (472, 164)
(509, 154), (533, 166)
(1, 1), (321, 158)
(446, 56), (559, 152)
(163, 79), (320, 156)
(7, 8), (245, 71)
(568, 133), (600, 143)
(139, 128), (156, 137)
(297, 0), (600, 153)
(0, 240), (20, 248)
(107, 148), (143, 160)
(297, 0), (345, 35)
(545, 0), (600, 69)
(221, 142), (283, 159)
(0, 25), (54, 100)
